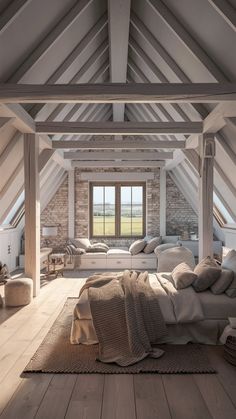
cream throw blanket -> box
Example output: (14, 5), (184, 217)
(79, 270), (168, 366)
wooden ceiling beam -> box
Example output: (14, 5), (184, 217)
(6, 0), (94, 83)
(36, 121), (202, 135)
(71, 160), (165, 168)
(1, 83), (235, 103)
(148, 0), (229, 82)
(208, 0), (236, 32)
(0, 0), (30, 35)
(52, 139), (185, 150)
(64, 151), (173, 160)
(108, 0), (131, 121)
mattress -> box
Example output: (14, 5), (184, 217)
(75, 279), (236, 322)
(71, 273), (236, 345)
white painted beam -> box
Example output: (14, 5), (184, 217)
(0, 103), (35, 133)
(159, 168), (166, 236)
(24, 134), (40, 297)
(186, 102), (236, 149)
(0, 117), (15, 133)
(1, 83), (235, 103)
(148, 0), (229, 82)
(0, 0), (30, 34)
(164, 150), (185, 170)
(198, 134), (215, 260)
(35, 121), (202, 135)
(52, 139), (185, 150)
(108, 0), (131, 121)
(68, 169), (75, 239)
(64, 151), (173, 160)
(7, 0), (94, 83)
(208, 0), (236, 32)
(71, 160), (165, 168)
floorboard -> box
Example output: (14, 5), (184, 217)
(0, 273), (235, 419)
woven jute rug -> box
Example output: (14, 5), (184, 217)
(24, 298), (216, 374)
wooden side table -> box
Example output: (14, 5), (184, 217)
(43, 253), (65, 278)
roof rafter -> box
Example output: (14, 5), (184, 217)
(108, 0), (131, 121)
(208, 0), (236, 32)
(64, 151), (173, 160)
(148, 0), (229, 82)
(0, 0), (31, 35)
(6, 0), (94, 83)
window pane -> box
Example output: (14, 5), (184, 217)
(121, 187), (132, 236)
(132, 186), (143, 235)
(104, 186), (115, 236)
(93, 187), (104, 235)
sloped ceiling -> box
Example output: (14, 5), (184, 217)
(0, 0), (236, 236)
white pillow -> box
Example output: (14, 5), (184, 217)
(129, 239), (147, 255)
(70, 238), (91, 250)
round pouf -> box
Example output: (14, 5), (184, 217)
(5, 278), (33, 307)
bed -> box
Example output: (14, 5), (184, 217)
(71, 272), (236, 346)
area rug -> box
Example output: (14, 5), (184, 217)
(24, 298), (216, 374)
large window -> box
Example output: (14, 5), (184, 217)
(90, 183), (146, 238)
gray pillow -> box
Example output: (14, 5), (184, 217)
(193, 257), (221, 292)
(157, 247), (195, 273)
(143, 237), (162, 254)
(171, 262), (198, 290)
(222, 249), (236, 272)
(154, 243), (180, 256)
(70, 238), (91, 250)
(129, 239), (147, 255)
(225, 276), (236, 298)
(211, 269), (234, 295)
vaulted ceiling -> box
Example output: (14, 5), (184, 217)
(0, 0), (236, 237)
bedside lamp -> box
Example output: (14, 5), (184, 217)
(42, 225), (58, 247)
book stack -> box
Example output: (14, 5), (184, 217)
(224, 335), (236, 366)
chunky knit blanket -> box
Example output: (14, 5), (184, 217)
(81, 270), (168, 366)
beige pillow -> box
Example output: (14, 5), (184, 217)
(171, 262), (198, 290)
(193, 257), (221, 292)
(157, 247), (195, 273)
(154, 243), (180, 256)
(211, 269), (234, 295)
(143, 237), (162, 254)
(129, 239), (147, 255)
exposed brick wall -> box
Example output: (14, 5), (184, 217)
(40, 169), (198, 250)
(40, 176), (68, 251)
(166, 173), (198, 237)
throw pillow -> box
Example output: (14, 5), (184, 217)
(66, 244), (85, 255)
(225, 277), (236, 298)
(157, 246), (195, 273)
(129, 239), (147, 255)
(154, 243), (180, 256)
(171, 262), (197, 290)
(193, 256), (221, 292)
(211, 269), (234, 295)
(222, 249), (236, 272)
(70, 238), (91, 250)
(86, 245), (108, 253)
(92, 242), (109, 251)
(143, 237), (162, 254)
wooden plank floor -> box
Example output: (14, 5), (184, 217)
(0, 272), (236, 419)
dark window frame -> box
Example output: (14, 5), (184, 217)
(90, 182), (146, 239)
